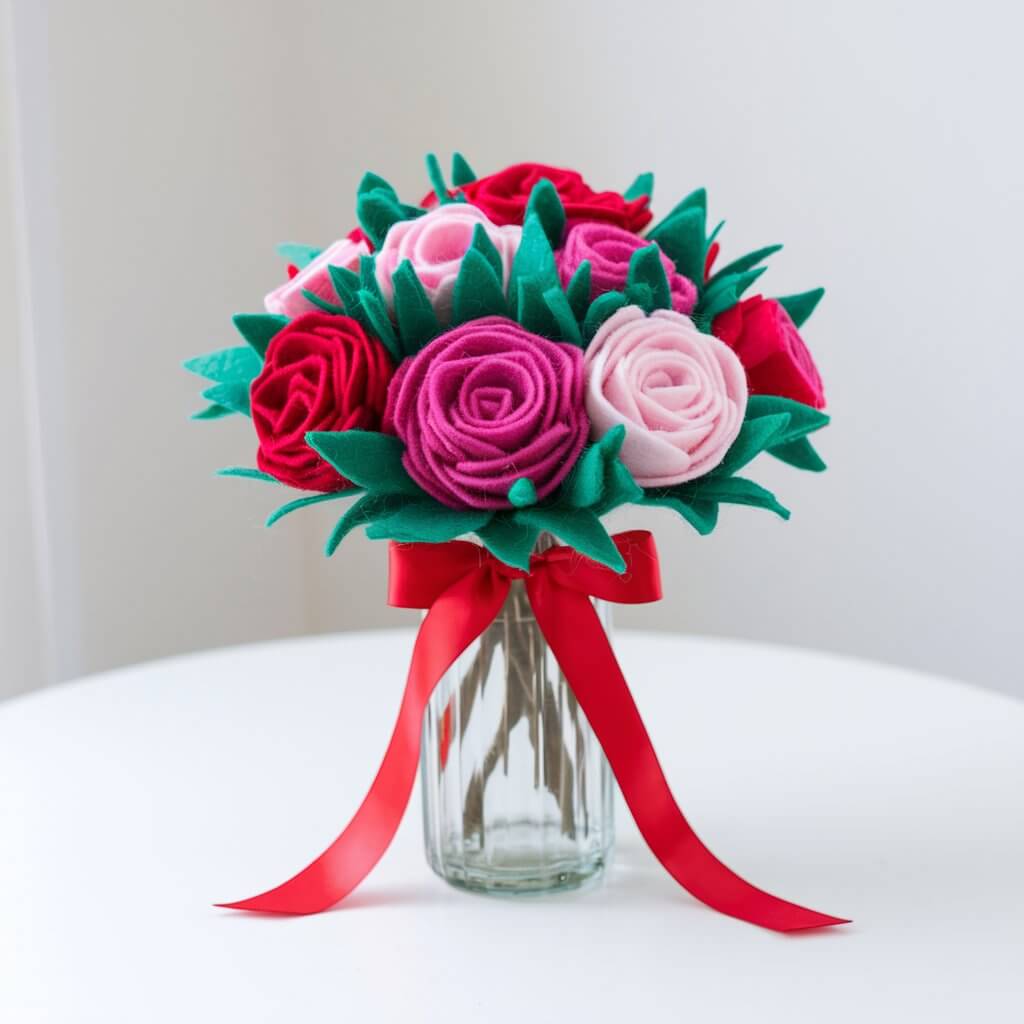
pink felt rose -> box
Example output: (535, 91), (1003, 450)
(556, 222), (697, 314)
(264, 236), (369, 318)
(374, 205), (521, 323)
(584, 306), (748, 487)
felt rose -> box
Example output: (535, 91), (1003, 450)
(251, 313), (392, 491)
(713, 296), (825, 409)
(556, 222), (697, 314)
(374, 205), (520, 323)
(264, 234), (370, 319)
(427, 162), (652, 233)
(384, 317), (587, 509)
(584, 306), (748, 487)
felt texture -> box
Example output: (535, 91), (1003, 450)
(275, 242), (322, 269)
(558, 424), (641, 514)
(451, 152), (476, 187)
(375, 204), (520, 325)
(184, 346), (262, 386)
(640, 490), (719, 535)
(191, 402), (233, 420)
(356, 288), (402, 363)
(777, 288), (825, 328)
(328, 264), (360, 312)
(452, 249), (509, 324)
(686, 475), (790, 519)
(425, 153), (452, 206)
(391, 260), (441, 355)
(265, 238), (369, 319)
(542, 286), (584, 346)
(557, 224), (697, 315)
(706, 244), (783, 286)
(250, 314), (393, 491)
(565, 260), (592, 320)
(697, 266), (767, 322)
(304, 430), (421, 495)
(507, 477), (537, 507)
(232, 313), (290, 359)
(325, 493), (410, 556)
(515, 278), (560, 339)
(301, 289), (345, 314)
(584, 306), (748, 487)
(202, 380), (250, 416)
(266, 488), (358, 527)
(711, 412), (792, 477)
(652, 187), (706, 232)
(508, 212), (560, 312)
(623, 172), (654, 203)
(516, 506), (626, 573)
(583, 291), (629, 341)
(523, 178), (566, 249)
(647, 207), (707, 289)
(713, 296), (826, 409)
(434, 162), (652, 232)
(365, 500), (491, 543)
(469, 222), (504, 279)
(383, 317), (588, 510)
(769, 436), (826, 472)
(476, 514), (539, 571)
(217, 466), (279, 483)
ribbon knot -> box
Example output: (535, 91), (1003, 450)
(219, 530), (847, 933)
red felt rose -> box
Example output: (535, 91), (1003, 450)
(424, 163), (652, 233)
(713, 296), (826, 410)
(250, 313), (393, 491)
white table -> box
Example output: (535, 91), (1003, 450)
(2, 632), (1022, 1022)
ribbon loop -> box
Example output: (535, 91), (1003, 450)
(222, 531), (847, 933)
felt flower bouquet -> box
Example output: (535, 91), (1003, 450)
(190, 155), (845, 933)
(187, 155), (828, 573)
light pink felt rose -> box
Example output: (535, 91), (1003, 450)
(264, 236), (369, 318)
(374, 205), (521, 322)
(584, 306), (748, 487)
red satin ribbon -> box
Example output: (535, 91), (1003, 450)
(220, 530), (847, 932)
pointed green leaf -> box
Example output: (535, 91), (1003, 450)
(451, 152), (476, 187)
(328, 263), (360, 312)
(275, 242), (321, 268)
(325, 493), (412, 556)
(651, 187), (706, 234)
(777, 287), (825, 327)
(305, 430), (421, 495)
(365, 500), (491, 542)
(640, 490), (719, 535)
(698, 266), (768, 321)
(392, 259), (440, 355)
(688, 476), (790, 519)
(357, 172), (399, 199)
(596, 459), (644, 516)
(565, 260), (592, 320)
(624, 281), (654, 312)
(232, 313), (289, 359)
(712, 412), (792, 477)
(583, 291), (629, 341)
(507, 477), (538, 508)
(358, 255), (383, 303)
(523, 179), (566, 248)
(216, 466), (278, 483)
(476, 515), (538, 572)
(560, 425), (640, 511)
(627, 244), (671, 310)
(509, 212), (559, 313)
(356, 288), (401, 361)
(515, 506), (625, 573)
(516, 277), (560, 338)
(623, 172), (653, 202)
(356, 190), (408, 250)
(301, 289), (345, 314)
(542, 286), (583, 346)
(191, 402), (234, 420)
(202, 380), (250, 416)
(452, 249), (508, 324)
(707, 244), (783, 286)
(425, 152), (451, 205)
(184, 346), (262, 384)
(468, 222), (503, 279)
(647, 207), (705, 285)
(768, 436), (827, 472)
(266, 488), (359, 527)
(745, 395), (829, 444)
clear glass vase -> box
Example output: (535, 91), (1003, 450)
(420, 575), (614, 895)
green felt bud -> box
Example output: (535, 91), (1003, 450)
(202, 380), (250, 416)
(275, 242), (321, 268)
(777, 288), (824, 328)
(392, 260), (440, 355)
(325, 493), (412, 556)
(477, 515), (539, 572)
(515, 506), (626, 573)
(232, 313), (289, 359)
(623, 172), (654, 202)
(451, 152), (477, 187)
(216, 466), (279, 482)
(583, 291), (629, 341)
(305, 430), (421, 495)
(507, 477), (538, 508)
(542, 286), (583, 346)
(627, 244), (671, 310)
(565, 260), (592, 320)
(425, 152), (451, 205)
(266, 488), (359, 527)
(468, 222), (503, 279)
(524, 179), (566, 249)
(707, 244), (783, 286)
(184, 346), (262, 385)
(452, 249), (508, 324)
(365, 500), (491, 543)
(647, 207), (705, 286)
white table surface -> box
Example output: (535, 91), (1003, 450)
(2, 631), (1022, 1022)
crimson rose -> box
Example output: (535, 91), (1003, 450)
(251, 313), (393, 490)
(713, 296), (825, 410)
(425, 162), (652, 233)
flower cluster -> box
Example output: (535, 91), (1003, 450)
(186, 154), (830, 571)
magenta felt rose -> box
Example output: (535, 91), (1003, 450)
(557, 222), (697, 314)
(584, 306), (748, 487)
(384, 317), (587, 509)
(374, 205), (520, 323)
(264, 235), (369, 318)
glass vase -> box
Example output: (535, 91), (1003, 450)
(420, 574), (614, 895)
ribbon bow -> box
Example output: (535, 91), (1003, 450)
(220, 530), (846, 932)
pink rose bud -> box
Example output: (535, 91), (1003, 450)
(264, 236), (369, 319)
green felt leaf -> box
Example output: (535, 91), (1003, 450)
(357, 172), (399, 200)
(328, 264), (360, 312)
(649, 188), (706, 239)
(232, 313), (289, 359)
(325, 494), (411, 556)
(624, 281), (654, 312)
(707, 244), (783, 286)
(517, 277), (560, 338)
(191, 402), (234, 420)
(647, 207), (705, 285)
(640, 490), (719, 535)
(583, 291), (628, 341)
(202, 380), (250, 416)
(712, 412), (792, 477)
(524, 179), (566, 248)
(627, 244), (672, 310)
(305, 430), (421, 495)
(560, 425), (640, 513)
(392, 259), (440, 355)
(452, 249), (508, 324)
(366, 500), (491, 543)
(266, 488), (359, 527)
(515, 506), (626, 573)
(359, 255), (384, 303)
(777, 288), (825, 328)
(698, 266), (768, 321)
(468, 222), (503, 280)
(356, 288), (401, 361)
(507, 477), (537, 508)
(597, 459), (644, 516)
(184, 346), (261, 385)
(451, 152), (476, 187)
(425, 152), (451, 205)
(623, 172), (653, 202)
(688, 475), (790, 519)
(509, 212), (559, 314)
(768, 436), (827, 472)
(476, 515), (539, 572)
(565, 260), (592, 320)
(356, 190), (411, 250)
(543, 286), (583, 346)
(275, 242), (321, 268)
(216, 466), (279, 483)
(301, 289), (345, 314)
(745, 395), (830, 444)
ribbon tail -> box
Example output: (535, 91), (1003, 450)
(528, 578), (849, 933)
(218, 568), (508, 914)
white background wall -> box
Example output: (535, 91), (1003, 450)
(2, 0), (1022, 701)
